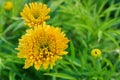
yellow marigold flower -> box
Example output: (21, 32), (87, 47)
(16, 23), (69, 70)
(91, 49), (102, 58)
(20, 2), (50, 28)
(4, 1), (13, 10)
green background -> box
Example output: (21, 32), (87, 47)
(0, 0), (120, 80)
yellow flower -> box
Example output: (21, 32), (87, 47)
(16, 23), (69, 70)
(20, 2), (50, 28)
(4, 1), (13, 10)
(91, 49), (102, 58)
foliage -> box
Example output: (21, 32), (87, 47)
(0, 0), (120, 80)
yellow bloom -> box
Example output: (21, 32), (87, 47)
(91, 49), (102, 58)
(20, 2), (50, 28)
(16, 23), (69, 70)
(4, 1), (13, 10)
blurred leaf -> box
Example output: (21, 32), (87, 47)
(99, 18), (120, 31)
(49, 0), (64, 12)
(0, 36), (14, 47)
(104, 32), (119, 48)
(44, 73), (76, 80)
(13, 20), (24, 32)
(70, 41), (75, 60)
(9, 71), (16, 80)
(98, 30), (102, 42)
(3, 20), (22, 35)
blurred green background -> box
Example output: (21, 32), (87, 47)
(0, 0), (120, 80)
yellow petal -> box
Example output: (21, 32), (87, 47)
(23, 59), (33, 69)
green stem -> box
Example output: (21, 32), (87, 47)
(96, 59), (101, 74)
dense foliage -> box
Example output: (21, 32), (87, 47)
(0, 0), (120, 80)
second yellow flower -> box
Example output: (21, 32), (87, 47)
(20, 2), (50, 28)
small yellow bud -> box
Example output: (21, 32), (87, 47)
(91, 49), (102, 58)
(4, 1), (13, 10)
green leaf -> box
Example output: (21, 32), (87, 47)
(98, 30), (102, 42)
(79, 38), (88, 48)
(0, 36), (14, 47)
(13, 20), (24, 32)
(3, 20), (22, 35)
(103, 58), (114, 71)
(97, 0), (108, 15)
(104, 32), (119, 48)
(99, 18), (120, 31)
(44, 73), (76, 80)
(70, 41), (75, 60)
(49, 0), (64, 12)
(9, 71), (16, 80)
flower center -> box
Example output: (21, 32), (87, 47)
(33, 13), (40, 19)
(32, 10), (41, 19)
(38, 43), (52, 59)
(95, 51), (97, 54)
(39, 43), (51, 52)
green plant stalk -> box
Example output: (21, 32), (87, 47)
(96, 59), (101, 74)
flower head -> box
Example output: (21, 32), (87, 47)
(91, 49), (102, 58)
(4, 1), (13, 10)
(16, 23), (69, 70)
(20, 2), (50, 28)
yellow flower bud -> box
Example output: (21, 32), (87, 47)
(91, 49), (102, 58)
(4, 1), (13, 10)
